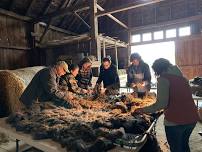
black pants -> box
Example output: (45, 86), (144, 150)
(165, 123), (196, 152)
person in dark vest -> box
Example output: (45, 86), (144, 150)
(136, 58), (199, 152)
(96, 57), (120, 94)
(76, 57), (93, 89)
(60, 64), (89, 95)
(19, 61), (75, 109)
(127, 53), (151, 92)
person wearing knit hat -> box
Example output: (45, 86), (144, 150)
(20, 61), (75, 109)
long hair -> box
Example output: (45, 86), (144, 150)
(152, 58), (172, 76)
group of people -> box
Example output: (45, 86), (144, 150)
(19, 53), (199, 152)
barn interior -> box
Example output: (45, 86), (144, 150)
(0, 0), (202, 152)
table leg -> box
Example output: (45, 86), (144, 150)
(16, 139), (20, 152)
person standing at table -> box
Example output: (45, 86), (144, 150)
(136, 58), (199, 152)
(127, 53), (151, 92)
(96, 57), (120, 94)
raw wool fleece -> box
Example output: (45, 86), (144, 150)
(0, 66), (45, 116)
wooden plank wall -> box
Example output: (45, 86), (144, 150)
(176, 35), (202, 79)
(0, 13), (31, 70)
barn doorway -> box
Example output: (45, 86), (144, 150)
(131, 41), (176, 86)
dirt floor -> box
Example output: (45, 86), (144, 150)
(156, 115), (202, 152)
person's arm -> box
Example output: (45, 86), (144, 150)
(127, 67), (134, 86)
(96, 66), (103, 84)
(69, 77), (84, 94)
(142, 77), (170, 113)
(43, 72), (66, 100)
(143, 64), (151, 85)
(88, 70), (93, 87)
(112, 66), (120, 88)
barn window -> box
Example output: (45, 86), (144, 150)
(179, 26), (191, 37)
(142, 32), (152, 41)
(166, 29), (176, 38)
(154, 31), (164, 40)
(131, 34), (141, 43)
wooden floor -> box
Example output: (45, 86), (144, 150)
(156, 115), (202, 152)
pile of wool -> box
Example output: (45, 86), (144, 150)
(7, 97), (162, 152)
(0, 66), (45, 117)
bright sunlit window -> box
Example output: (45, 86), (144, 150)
(142, 32), (152, 41)
(154, 31), (164, 40)
(131, 34), (141, 43)
(166, 29), (177, 38)
(131, 41), (175, 84)
(179, 26), (191, 37)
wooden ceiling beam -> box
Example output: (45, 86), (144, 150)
(35, 3), (89, 22)
(96, 4), (128, 29)
(96, 0), (165, 17)
(25, 0), (35, 16)
(43, 0), (53, 15)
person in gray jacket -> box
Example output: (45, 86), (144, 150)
(19, 61), (74, 109)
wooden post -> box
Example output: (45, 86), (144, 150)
(128, 30), (131, 65)
(90, 0), (101, 61)
(103, 39), (106, 57)
(115, 43), (118, 70)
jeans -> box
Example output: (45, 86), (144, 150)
(165, 123), (196, 152)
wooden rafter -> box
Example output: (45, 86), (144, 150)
(25, 0), (35, 16)
(74, 12), (91, 29)
(43, 0), (53, 15)
(35, 2), (89, 22)
(57, 0), (75, 27)
(96, 0), (165, 17)
(97, 4), (128, 29)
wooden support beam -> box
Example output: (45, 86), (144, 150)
(38, 19), (52, 43)
(127, 30), (131, 65)
(115, 43), (118, 70)
(36, 3), (89, 22)
(38, 22), (77, 35)
(90, 0), (101, 61)
(96, 0), (165, 17)
(43, 0), (53, 15)
(96, 4), (128, 29)
(25, 0), (35, 16)
(99, 36), (128, 48)
(0, 8), (31, 21)
(56, 0), (74, 27)
(103, 39), (106, 57)
(74, 12), (91, 29)
(39, 33), (90, 48)
(0, 45), (31, 50)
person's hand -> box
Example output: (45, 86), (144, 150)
(100, 88), (106, 94)
(82, 89), (88, 94)
(135, 108), (144, 113)
(64, 91), (74, 101)
(131, 83), (136, 88)
(88, 89), (94, 95)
